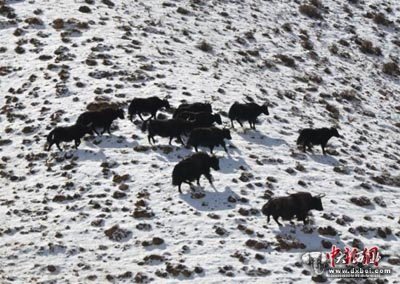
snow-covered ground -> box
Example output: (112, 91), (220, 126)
(1, 0), (400, 283)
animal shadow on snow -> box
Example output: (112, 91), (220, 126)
(275, 225), (346, 252)
(237, 131), (288, 148)
(308, 153), (339, 166)
(49, 148), (107, 162)
(218, 154), (250, 174)
(92, 135), (138, 149)
(143, 242), (167, 251)
(153, 144), (194, 163)
(68, 149), (107, 162)
(180, 186), (241, 212)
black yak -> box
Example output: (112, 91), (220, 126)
(46, 124), (93, 151)
(296, 127), (343, 155)
(76, 108), (124, 135)
(141, 119), (190, 145)
(172, 152), (220, 193)
(176, 111), (222, 128)
(228, 102), (269, 129)
(173, 102), (212, 118)
(187, 127), (232, 153)
(128, 96), (170, 121)
(261, 192), (325, 226)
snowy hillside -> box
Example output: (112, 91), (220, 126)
(1, 0), (400, 283)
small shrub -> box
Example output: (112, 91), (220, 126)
(373, 12), (390, 26)
(177, 7), (190, 15)
(359, 39), (382, 56)
(78, 6), (91, 13)
(282, 23), (292, 32)
(196, 40), (213, 53)
(25, 17), (44, 26)
(382, 62), (399, 76)
(53, 18), (64, 29)
(309, 0), (322, 8)
(275, 54), (296, 67)
(329, 44), (338, 54)
(299, 4), (323, 19)
(301, 39), (314, 50)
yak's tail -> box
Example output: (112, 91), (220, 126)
(172, 175), (179, 186)
(228, 103), (237, 119)
(261, 200), (273, 216)
(172, 168), (180, 186)
(47, 129), (55, 143)
(296, 130), (305, 145)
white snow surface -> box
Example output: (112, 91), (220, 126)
(1, 0), (400, 283)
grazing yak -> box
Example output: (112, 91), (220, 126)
(261, 192), (325, 226)
(228, 102), (269, 129)
(172, 152), (220, 193)
(76, 108), (124, 135)
(141, 119), (191, 145)
(173, 102), (212, 118)
(176, 111), (222, 128)
(46, 124), (93, 151)
(128, 96), (170, 121)
(297, 127), (342, 155)
(187, 127), (232, 153)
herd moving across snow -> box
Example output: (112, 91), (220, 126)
(46, 96), (343, 226)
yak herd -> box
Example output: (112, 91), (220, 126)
(46, 96), (343, 226)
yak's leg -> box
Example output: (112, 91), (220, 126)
(106, 123), (112, 135)
(297, 214), (307, 224)
(230, 119), (235, 129)
(204, 173), (213, 186)
(56, 142), (62, 151)
(92, 127), (100, 136)
(178, 135), (185, 145)
(178, 183), (182, 194)
(321, 143), (327, 155)
(184, 181), (195, 190)
(194, 146), (198, 152)
(148, 135), (152, 145)
(47, 142), (53, 151)
(237, 120), (244, 128)
(222, 142), (228, 153)
(267, 215), (270, 223)
(151, 111), (157, 119)
(209, 146), (214, 154)
(197, 177), (201, 186)
(303, 143), (307, 153)
(252, 120), (256, 130)
(169, 136), (173, 145)
(75, 139), (81, 149)
(273, 215), (282, 226)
